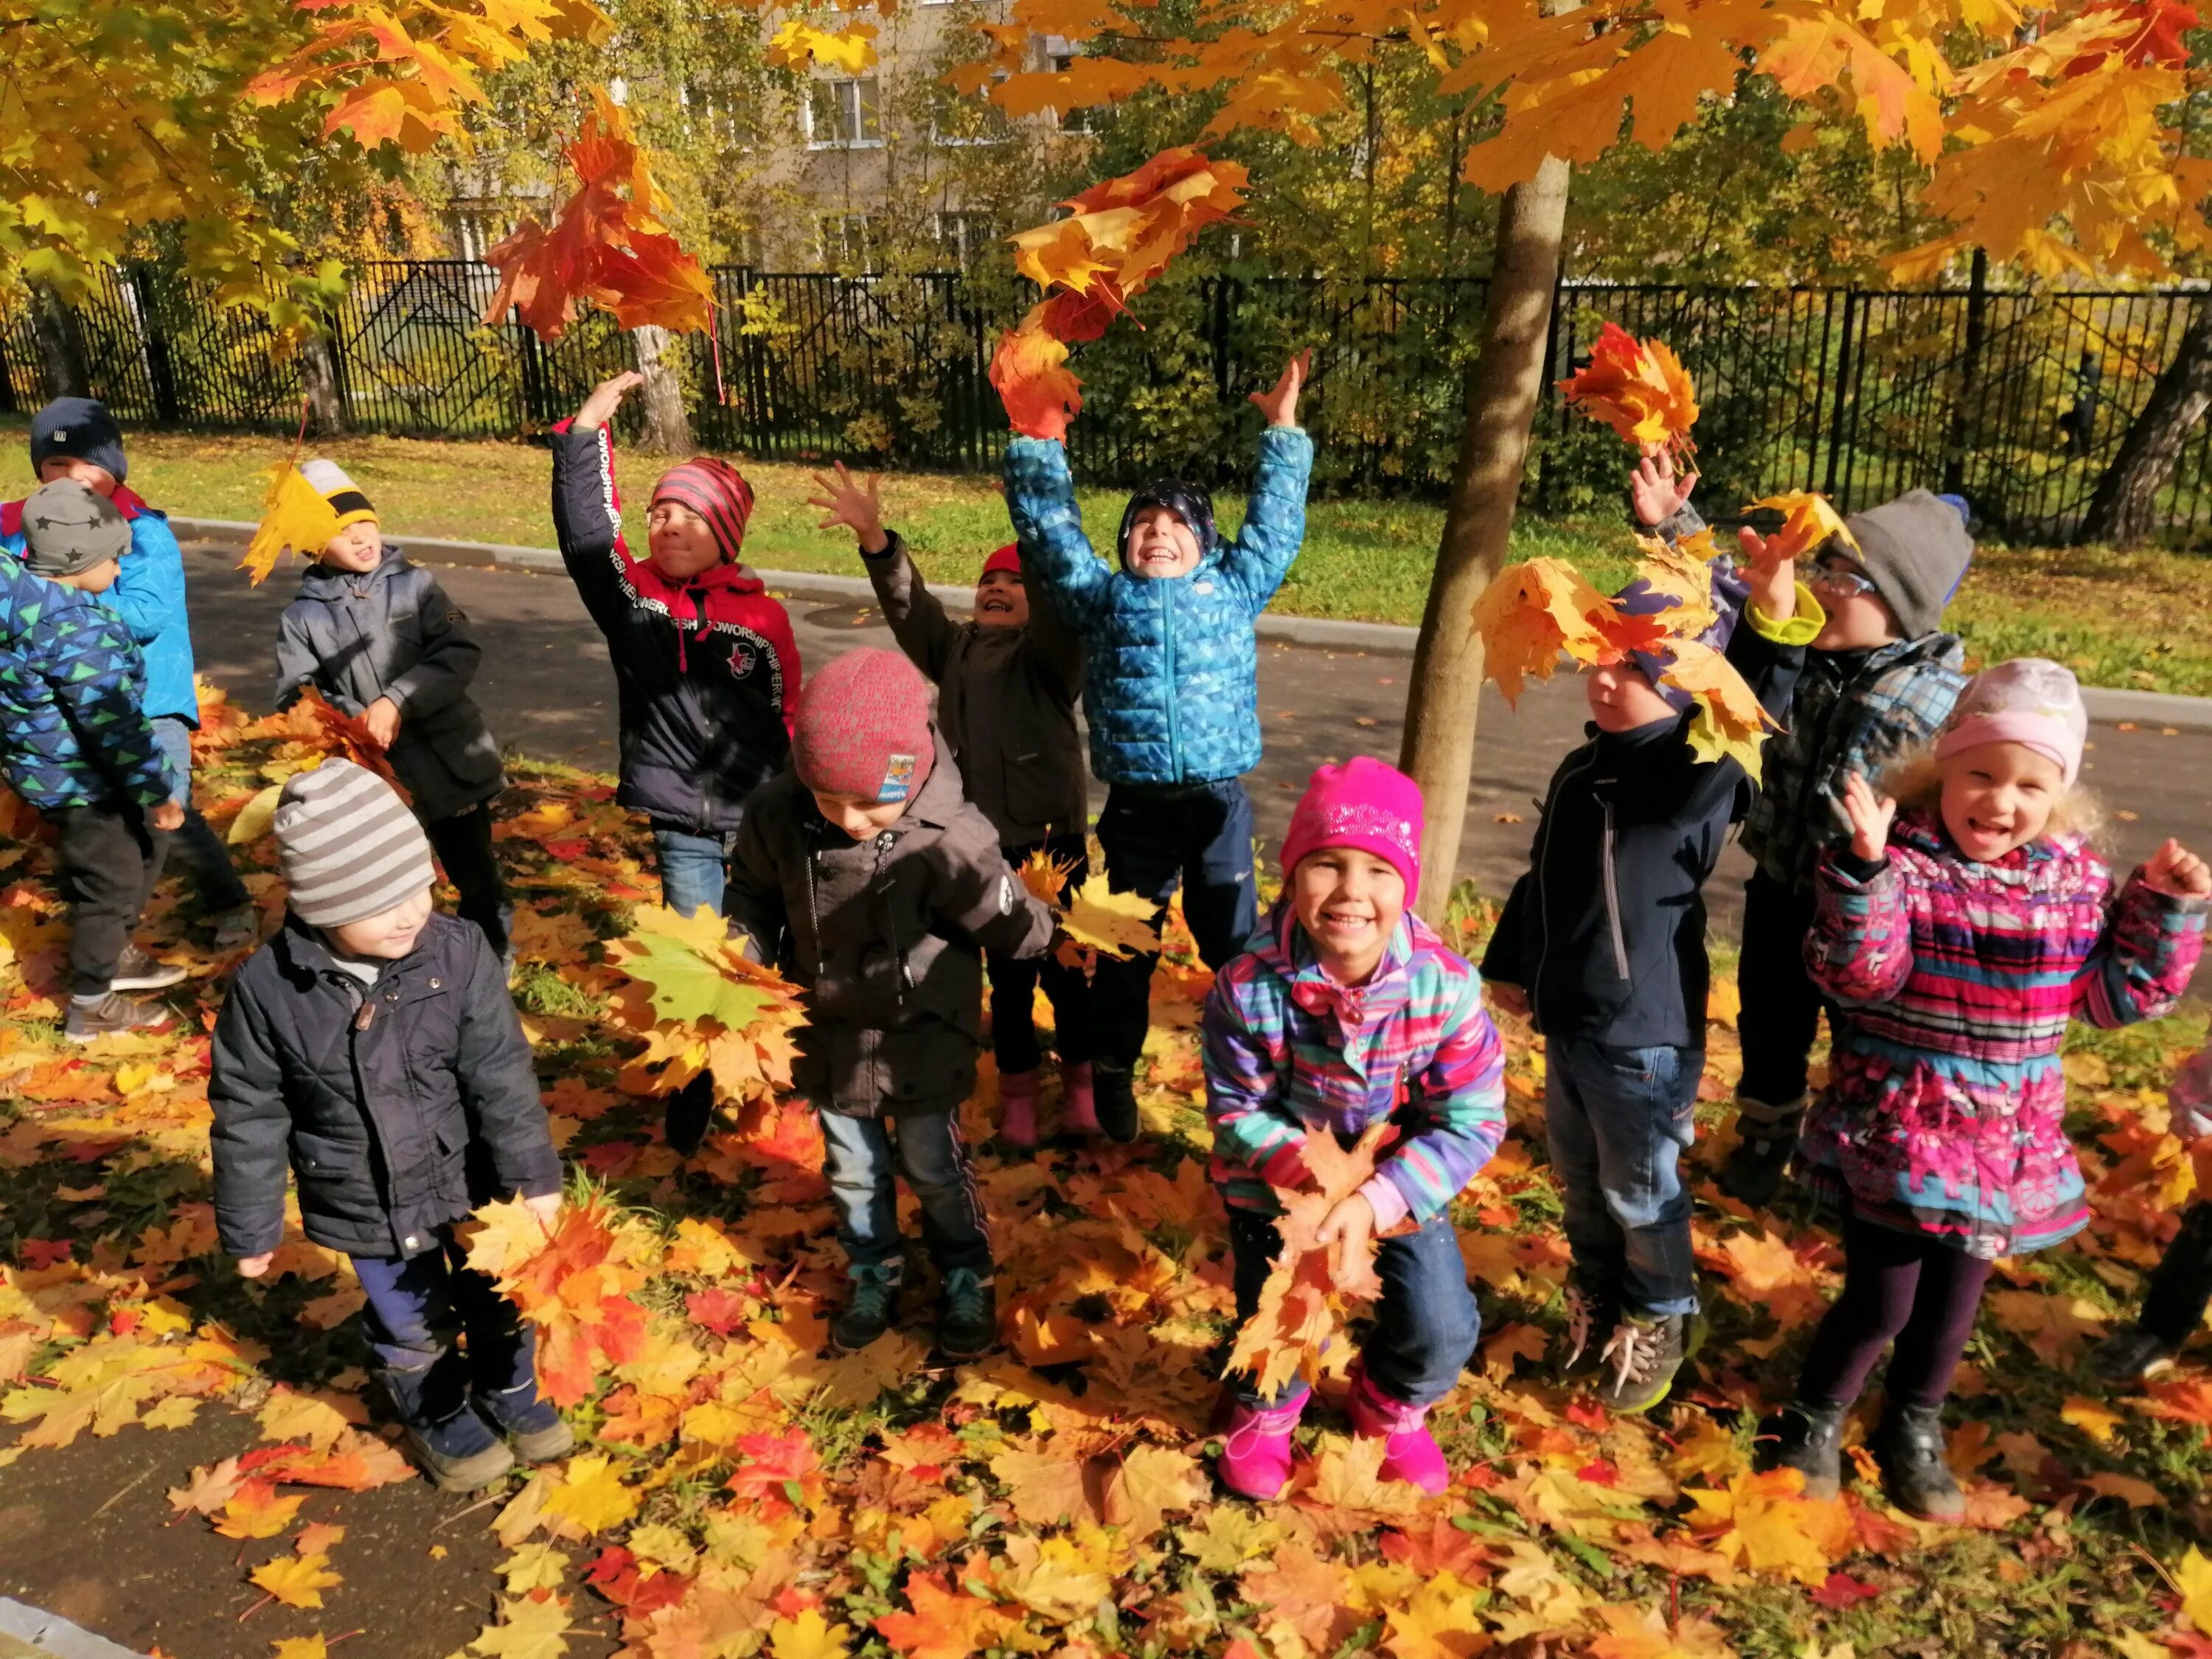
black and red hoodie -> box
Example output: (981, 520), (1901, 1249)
(550, 420), (801, 835)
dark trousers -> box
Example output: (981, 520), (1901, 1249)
(990, 832), (1096, 1074)
(1795, 1210), (1994, 1412)
(2138, 1200), (2212, 1345)
(352, 1229), (536, 1430)
(1225, 1206), (1478, 1408)
(1737, 867), (1827, 1106)
(1545, 1038), (1703, 1318)
(1093, 779), (1258, 1068)
(50, 801), (170, 997)
(425, 800), (510, 958)
(150, 714), (250, 913)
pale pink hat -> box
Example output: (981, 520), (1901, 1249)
(1279, 757), (1425, 897)
(1933, 657), (2087, 786)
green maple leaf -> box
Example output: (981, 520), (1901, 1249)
(620, 930), (780, 1031)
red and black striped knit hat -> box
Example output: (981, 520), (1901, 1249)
(650, 458), (756, 563)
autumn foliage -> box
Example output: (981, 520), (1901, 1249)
(1562, 321), (1702, 457)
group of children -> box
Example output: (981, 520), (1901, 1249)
(7, 381), (2209, 1518)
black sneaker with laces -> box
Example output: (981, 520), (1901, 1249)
(2090, 1323), (2181, 1387)
(937, 1267), (997, 1363)
(833, 1262), (902, 1352)
(1754, 1399), (1848, 1499)
(1594, 1311), (1691, 1413)
(1092, 1063), (1140, 1144)
(1873, 1402), (1964, 1521)
(65, 992), (175, 1044)
(110, 945), (187, 992)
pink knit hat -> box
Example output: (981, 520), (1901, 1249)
(792, 647), (936, 803)
(652, 457), (755, 563)
(1279, 757), (1425, 897)
(1933, 657), (2087, 786)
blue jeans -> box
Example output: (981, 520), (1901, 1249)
(150, 714), (251, 914)
(817, 1108), (992, 1278)
(352, 1229), (538, 1428)
(1093, 778), (1259, 1066)
(1225, 1205), (1479, 1408)
(1545, 1038), (1702, 1318)
(653, 824), (737, 919)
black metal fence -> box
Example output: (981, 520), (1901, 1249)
(5, 259), (2210, 546)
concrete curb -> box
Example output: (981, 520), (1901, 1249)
(170, 515), (2212, 730)
(0, 1600), (147, 1659)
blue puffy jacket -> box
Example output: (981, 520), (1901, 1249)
(1003, 428), (1313, 787)
(3, 487), (199, 726)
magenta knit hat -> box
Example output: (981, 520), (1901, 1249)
(1933, 657), (2087, 786)
(652, 457), (756, 563)
(792, 647), (936, 803)
(1279, 757), (1425, 897)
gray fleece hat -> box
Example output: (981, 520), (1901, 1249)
(274, 759), (435, 928)
(21, 479), (129, 577)
(1839, 489), (1974, 640)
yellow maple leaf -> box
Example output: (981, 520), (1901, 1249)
(495, 1543), (570, 1593)
(1018, 845), (1074, 905)
(1666, 637), (1782, 783)
(271, 1638), (330, 1659)
(540, 1452), (640, 1534)
(1586, 1602), (1739, 1659)
(1472, 556), (1618, 706)
(766, 18), (876, 74)
(465, 1593), (574, 1659)
(1742, 491), (1857, 563)
(2059, 1395), (2125, 1445)
(767, 1607), (853, 1659)
(1060, 873), (1161, 957)
(2177, 1545), (2212, 1636)
(1102, 1441), (1207, 1541)
(250, 1551), (343, 1610)
(1684, 1467), (1854, 1587)
(1382, 1568), (1486, 1659)
(242, 463), (342, 586)
(1560, 321), (1700, 454)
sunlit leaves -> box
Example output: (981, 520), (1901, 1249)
(241, 463), (344, 587)
(1560, 321), (1700, 456)
(462, 1194), (651, 1407)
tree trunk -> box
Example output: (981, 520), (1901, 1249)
(29, 282), (90, 400)
(1397, 157), (1572, 923)
(2081, 295), (2212, 549)
(300, 330), (347, 438)
(631, 324), (695, 454)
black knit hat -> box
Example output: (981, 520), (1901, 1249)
(1116, 479), (1218, 568)
(29, 397), (127, 486)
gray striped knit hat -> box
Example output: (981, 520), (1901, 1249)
(273, 760), (435, 927)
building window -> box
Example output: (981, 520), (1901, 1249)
(807, 77), (883, 147)
(935, 212), (997, 266)
(451, 206), (511, 262)
(1048, 55), (1094, 133)
(817, 212), (878, 270)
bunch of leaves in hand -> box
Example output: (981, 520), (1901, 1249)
(1560, 322), (1700, 458)
(602, 904), (807, 1104)
(462, 1191), (650, 1408)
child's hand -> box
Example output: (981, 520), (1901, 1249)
(1314, 1191), (1375, 1293)
(574, 371), (644, 431)
(150, 801), (184, 832)
(805, 462), (889, 554)
(1486, 981), (1531, 1020)
(1840, 770), (1896, 863)
(524, 1192), (563, 1228)
(1251, 349), (1312, 428)
(1736, 524), (1796, 622)
(1632, 447), (1699, 528)
(362, 695), (401, 750)
(2144, 838), (2212, 900)
(236, 1253), (273, 1279)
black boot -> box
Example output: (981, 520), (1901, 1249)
(1872, 1402), (1964, 1521)
(833, 1261), (903, 1352)
(471, 1326), (574, 1463)
(2137, 1200), (2212, 1347)
(1755, 1399), (1848, 1499)
(1092, 1062), (1140, 1144)
(1716, 1094), (1804, 1209)
(664, 1074), (715, 1156)
(379, 1363), (515, 1492)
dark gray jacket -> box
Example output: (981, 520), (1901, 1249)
(726, 733), (1057, 1118)
(276, 546), (505, 822)
(209, 911), (561, 1261)
(861, 534), (1088, 848)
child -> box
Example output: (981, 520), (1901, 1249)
(3, 397), (257, 948)
(1004, 352), (1313, 1142)
(209, 759), (570, 1492)
(1759, 661), (2208, 1519)
(1205, 758), (1506, 1500)
(807, 462), (1097, 1144)
(1707, 486), (1976, 1207)
(274, 460), (511, 961)
(1481, 529), (1821, 1411)
(553, 372), (803, 1155)
(1, 481), (186, 1040)
(724, 647), (1057, 1359)
(2093, 1047), (2212, 1383)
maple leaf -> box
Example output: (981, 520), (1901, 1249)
(603, 907), (808, 1105)
(241, 463), (342, 585)
(271, 1638), (330, 1659)
(1472, 556), (1619, 706)
(464, 1593), (575, 1659)
(169, 1458), (246, 1516)
(990, 1442), (1099, 1527)
(543, 1451), (640, 1534)
(462, 1193), (650, 1407)
(1382, 1570), (1486, 1659)
(226, 782), (286, 846)
(608, 905), (784, 1030)
(213, 1478), (306, 1540)
(1683, 1468), (1854, 1587)
(1585, 1603), (1738, 1659)
(1742, 492), (1857, 564)
(1018, 846), (1075, 906)
(728, 1427), (827, 1514)
(766, 18), (877, 75)
(1665, 638), (1783, 784)
(990, 310), (1084, 442)
(250, 1551), (342, 1610)
(1239, 1542), (1357, 1653)
(1059, 873), (1163, 958)
(1102, 1442), (1207, 1541)
(1560, 321), (1700, 456)
(293, 1521), (346, 1558)
(874, 1571), (1012, 1659)
(768, 1607), (853, 1659)
(2177, 1545), (2212, 1636)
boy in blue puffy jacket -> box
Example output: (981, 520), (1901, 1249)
(1004, 351), (1313, 1141)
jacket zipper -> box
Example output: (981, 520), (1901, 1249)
(1160, 577), (1180, 779)
(1598, 792), (1630, 981)
(1531, 746), (1599, 1027)
(693, 589), (717, 830)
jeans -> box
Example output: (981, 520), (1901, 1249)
(1092, 778), (1259, 1068)
(150, 715), (251, 914)
(1736, 868), (1826, 1107)
(49, 801), (170, 996)
(424, 800), (512, 957)
(990, 832), (1096, 1074)
(352, 1228), (538, 1428)
(653, 824), (736, 920)
(1545, 1037), (1702, 1318)
(817, 1107), (992, 1277)
(1225, 1206), (1479, 1408)
(1793, 1209), (1996, 1411)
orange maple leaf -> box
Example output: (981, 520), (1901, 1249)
(461, 1193), (650, 1408)
(990, 310), (1084, 442)
(874, 1570), (1013, 1659)
(726, 1427), (827, 1514)
(1560, 321), (1700, 456)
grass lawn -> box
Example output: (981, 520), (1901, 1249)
(8, 420), (2209, 695)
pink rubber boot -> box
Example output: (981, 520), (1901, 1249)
(1218, 1390), (1307, 1500)
(1000, 1069), (1040, 1148)
(1347, 1363), (1450, 1495)
(1060, 1062), (1099, 1137)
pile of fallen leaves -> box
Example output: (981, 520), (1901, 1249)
(3, 681), (2212, 1659)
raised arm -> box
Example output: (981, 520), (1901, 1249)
(2076, 844), (2211, 1028)
(1220, 353), (1316, 613)
(383, 574), (483, 718)
(1803, 776), (1915, 1007)
(1018, 540), (1085, 700)
(810, 463), (959, 682)
(550, 372), (645, 621)
(1002, 437), (1109, 630)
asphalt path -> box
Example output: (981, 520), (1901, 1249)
(182, 540), (2212, 950)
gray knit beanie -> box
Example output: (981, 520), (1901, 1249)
(274, 760), (434, 928)
(1840, 489), (1974, 640)
(21, 479), (129, 577)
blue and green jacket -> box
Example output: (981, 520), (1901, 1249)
(0, 557), (173, 812)
(1002, 429), (1313, 786)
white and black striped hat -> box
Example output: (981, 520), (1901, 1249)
(273, 760), (434, 927)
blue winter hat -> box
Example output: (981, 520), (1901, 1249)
(29, 397), (127, 486)
(1117, 479), (1217, 567)
(1613, 556), (1751, 712)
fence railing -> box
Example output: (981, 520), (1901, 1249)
(4, 260), (2208, 546)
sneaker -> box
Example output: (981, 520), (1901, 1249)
(110, 945), (187, 992)
(1217, 1391), (1308, 1500)
(1872, 1402), (1964, 1522)
(1000, 1069), (1040, 1148)
(664, 1076), (714, 1157)
(209, 906), (262, 952)
(1754, 1399), (1848, 1500)
(1716, 1094), (1804, 1208)
(1346, 1362), (1450, 1494)
(937, 1267), (998, 1363)
(400, 1407), (518, 1493)
(1060, 1062), (1099, 1137)
(832, 1262), (902, 1353)
(65, 992), (175, 1044)
(476, 1383), (576, 1464)
(1093, 1062), (1140, 1144)
(1557, 1280), (1617, 1381)
(1594, 1312), (1690, 1414)
(2090, 1323), (2183, 1387)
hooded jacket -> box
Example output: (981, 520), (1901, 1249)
(0, 555), (172, 812)
(724, 734), (1057, 1118)
(275, 545), (505, 823)
(550, 422), (801, 835)
(209, 911), (563, 1261)
(861, 532), (1087, 846)
(1002, 428), (1312, 787)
